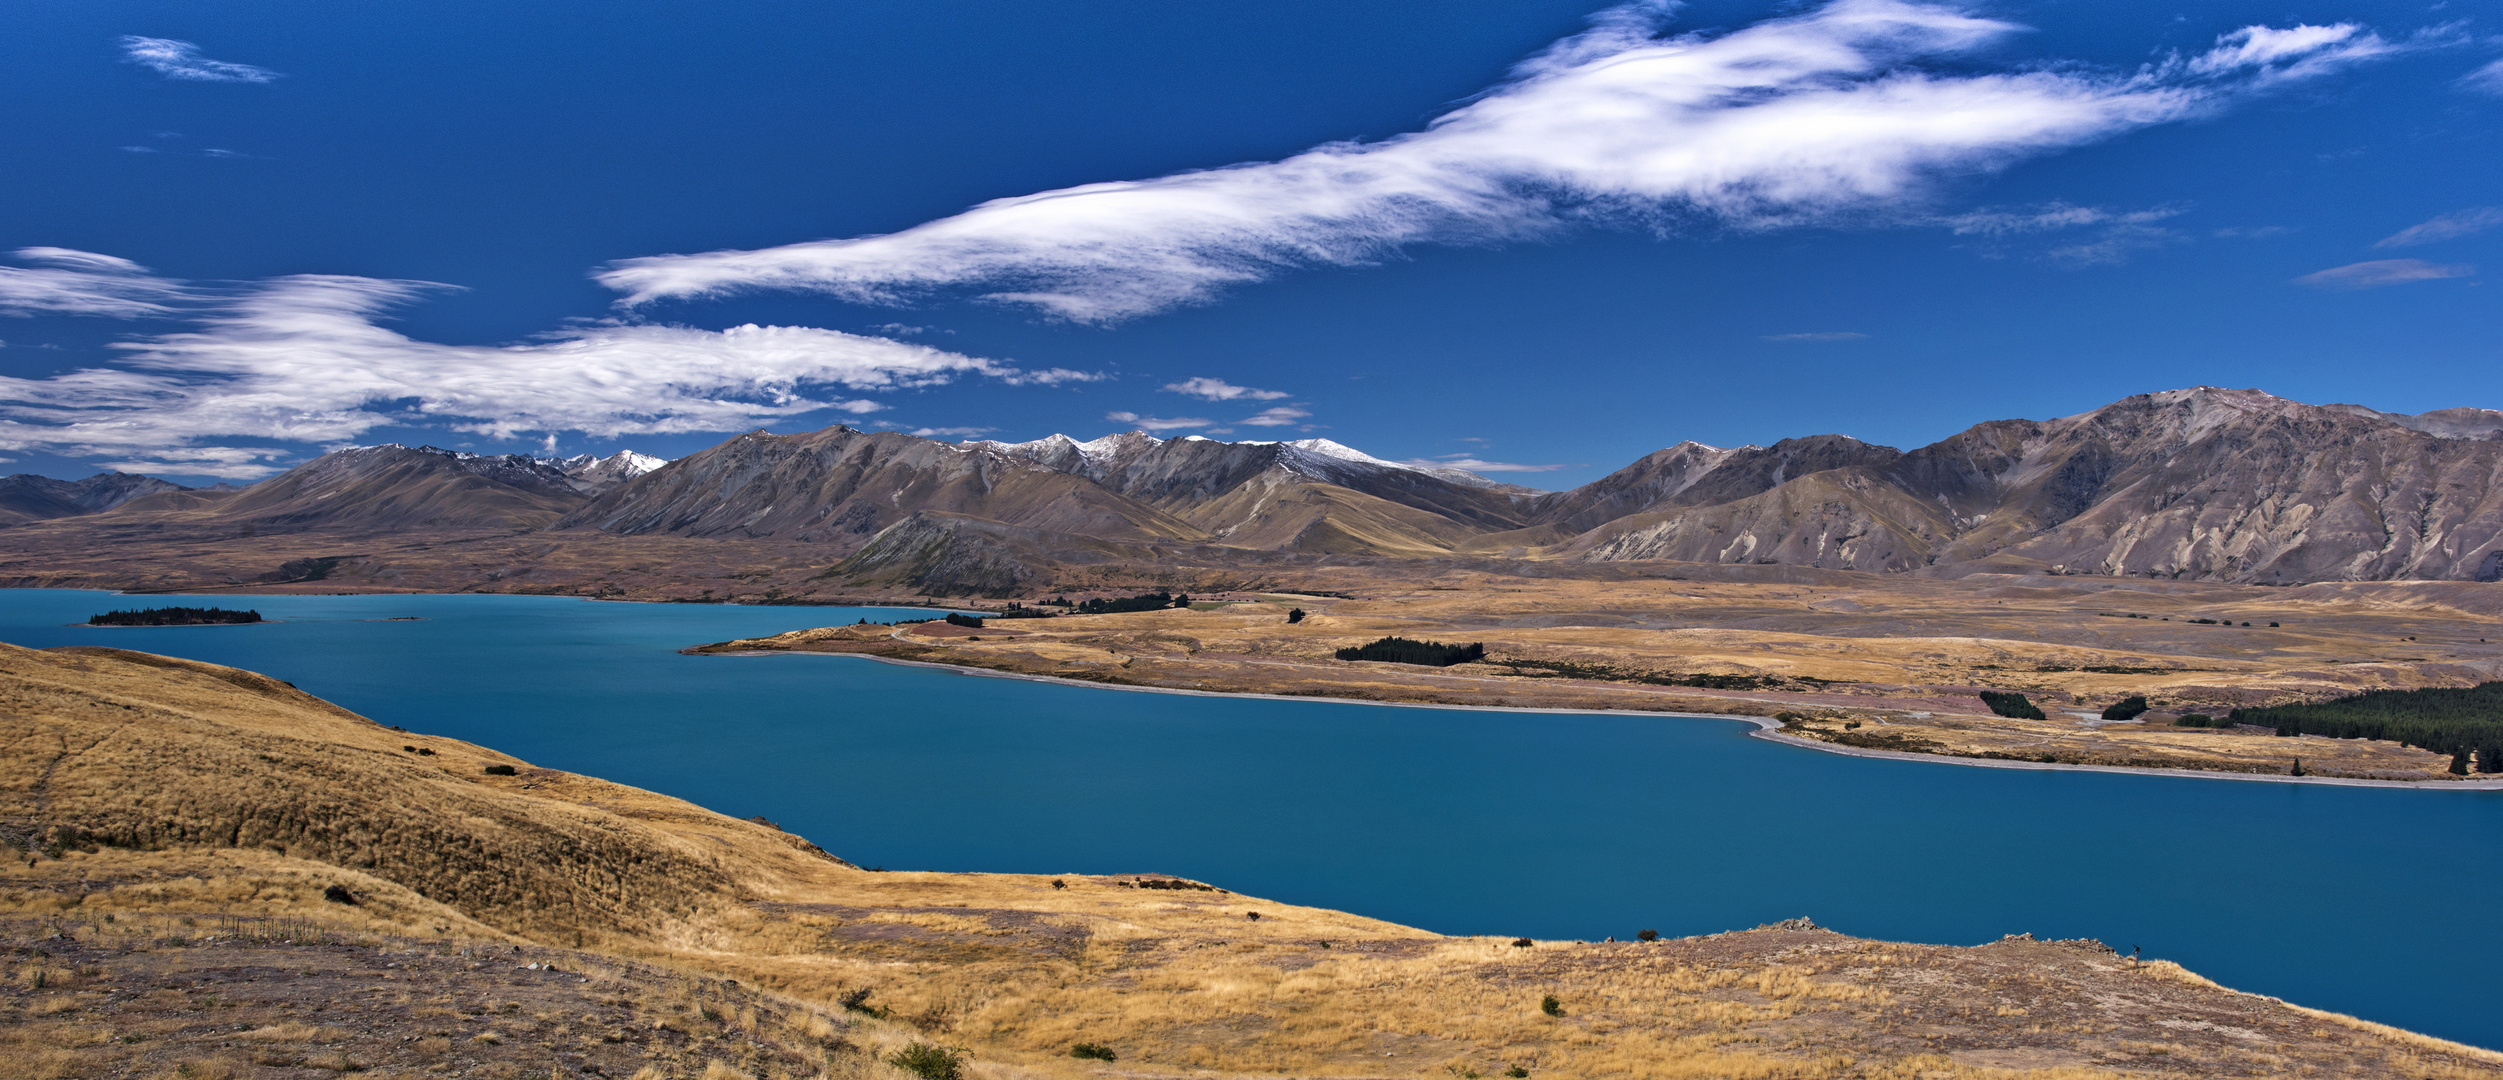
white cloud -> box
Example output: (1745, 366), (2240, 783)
(0, 268), (1067, 478)
(997, 367), (1104, 386)
(1164, 376), (1289, 401)
(2182, 24), (2392, 84)
(1399, 455), (1570, 473)
(598, 1), (2390, 323)
(1763, 331), (1867, 342)
(1940, 202), (2182, 236)
(1941, 202), (2187, 266)
(2376, 207), (2503, 248)
(908, 425), (996, 438)
(2294, 258), (2474, 289)
(118, 36), (281, 83)
(2043, 223), (2182, 267)
(1105, 411), (1211, 431)
(1236, 406), (1311, 427)
(0, 248), (189, 318)
(2466, 58), (2503, 95)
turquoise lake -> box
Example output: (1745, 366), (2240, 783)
(4, 588), (2498, 1048)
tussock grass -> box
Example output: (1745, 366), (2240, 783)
(6, 641), (2500, 1080)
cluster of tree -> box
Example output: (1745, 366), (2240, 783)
(1074, 591), (1191, 614)
(1978, 690), (2046, 721)
(2101, 695), (2150, 722)
(1334, 636), (1486, 667)
(989, 602), (1058, 619)
(2230, 682), (2503, 773)
(1489, 658), (1794, 691)
(88, 606), (262, 626)
(2170, 713), (2224, 727)
(943, 613), (985, 628)
(1117, 878), (1223, 892)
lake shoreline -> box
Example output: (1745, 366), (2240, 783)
(717, 648), (2503, 792)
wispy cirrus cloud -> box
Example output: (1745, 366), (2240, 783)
(2459, 57), (2503, 95)
(1236, 406), (1311, 428)
(1941, 202), (2190, 266)
(2376, 207), (2503, 248)
(0, 251), (1071, 478)
(1164, 376), (1288, 401)
(1763, 331), (1867, 342)
(598, 2), (2395, 323)
(1105, 411), (1211, 431)
(2181, 24), (2396, 84)
(1941, 203), (2184, 236)
(118, 36), (281, 83)
(2294, 258), (2474, 289)
(0, 248), (190, 317)
(1399, 454), (1570, 474)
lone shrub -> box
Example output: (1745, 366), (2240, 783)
(837, 988), (884, 1018)
(889, 1042), (965, 1080)
(2101, 695), (2150, 722)
(1245, 911), (1261, 921)
(322, 884), (357, 905)
(1511, 937), (1533, 948)
(1070, 1043), (1116, 1061)
(1286, 608), (1307, 624)
(1634, 928), (1659, 942)
(1505, 1068), (1530, 1079)
(1050, 879), (1067, 890)
(482, 764), (517, 776)
(1540, 995), (1562, 1017)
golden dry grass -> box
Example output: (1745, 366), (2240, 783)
(3, 641), (2499, 1079)
(696, 568), (2503, 780)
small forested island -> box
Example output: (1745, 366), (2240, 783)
(87, 606), (265, 627)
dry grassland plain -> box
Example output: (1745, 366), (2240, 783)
(4, 642), (2501, 1079)
(692, 566), (2503, 783)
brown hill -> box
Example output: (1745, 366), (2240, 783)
(8, 642), (2502, 1079)
(558, 426), (1203, 545)
(0, 470), (190, 526)
(1565, 388), (2503, 582)
(15, 386), (2503, 591)
(80, 444), (595, 534)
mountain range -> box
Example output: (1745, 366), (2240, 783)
(11, 387), (2503, 593)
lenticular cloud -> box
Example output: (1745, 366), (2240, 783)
(599, 0), (2385, 322)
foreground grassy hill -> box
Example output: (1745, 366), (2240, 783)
(4, 642), (2499, 1079)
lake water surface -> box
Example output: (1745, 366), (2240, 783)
(5, 589), (2500, 1048)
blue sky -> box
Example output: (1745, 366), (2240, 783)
(0, 0), (2496, 487)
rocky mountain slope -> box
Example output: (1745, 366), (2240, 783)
(1568, 388), (2503, 583)
(0, 470), (190, 525)
(16, 387), (2503, 589)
